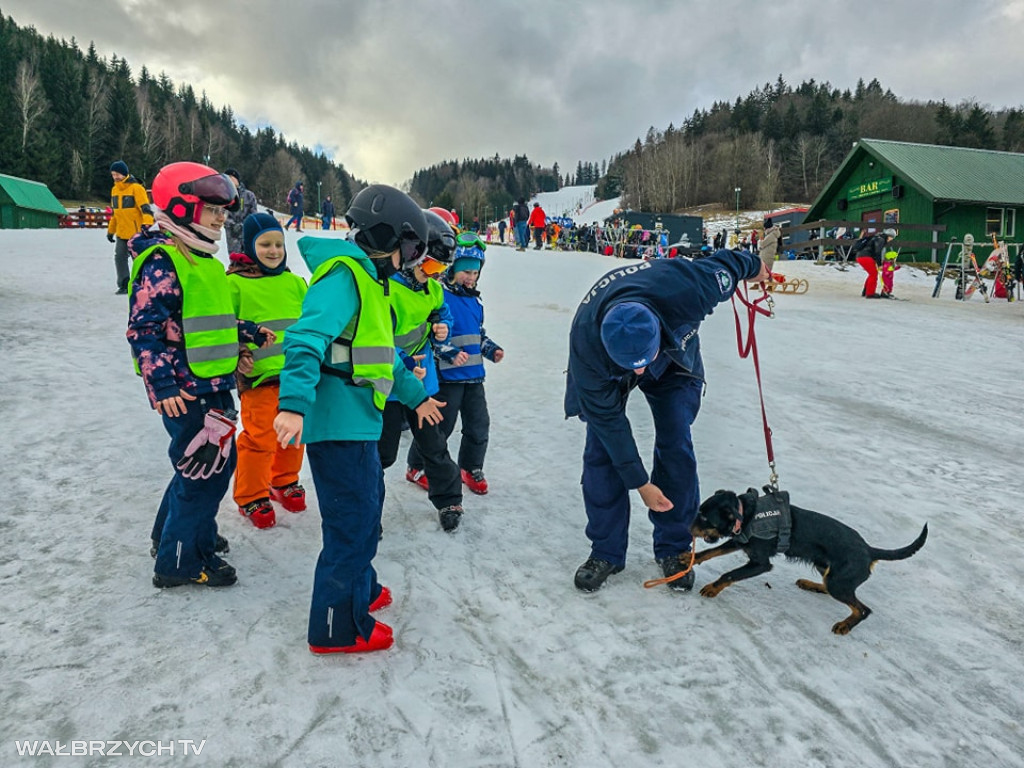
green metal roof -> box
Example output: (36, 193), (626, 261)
(861, 139), (1024, 205)
(0, 173), (67, 215)
(806, 139), (1024, 221)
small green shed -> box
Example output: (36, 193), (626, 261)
(0, 173), (67, 229)
(804, 139), (1024, 260)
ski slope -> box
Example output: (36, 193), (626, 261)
(2, 228), (1023, 767)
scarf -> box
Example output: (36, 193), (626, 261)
(154, 209), (221, 255)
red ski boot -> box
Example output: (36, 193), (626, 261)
(370, 586), (392, 612)
(270, 482), (306, 512)
(461, 468), (489, 495)
(405, 467), (429, 491)
(239, 498), (276, 529)
(309, 621), (393, 654)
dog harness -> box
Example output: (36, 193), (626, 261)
(735, 488), (792, 553)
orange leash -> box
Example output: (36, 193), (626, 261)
(643, 547), (696, 588)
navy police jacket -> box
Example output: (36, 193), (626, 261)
(564, 249), (762, 489)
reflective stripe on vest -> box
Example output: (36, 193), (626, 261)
(226, 272), (306, 386)
(438, 333), (484, 370)
(310, 256), (394, 410)
(389, 277), (444, 355)
(130, 244), (238, 378)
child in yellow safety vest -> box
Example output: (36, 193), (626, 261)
(127, 162), (276, 589)
(227, 213), (309, 529)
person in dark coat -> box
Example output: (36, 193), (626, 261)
(565, 250), (769, 593)
(849, 228), (895, 298)
(285, 181), (304, 231)
(320, 195), (336, 230)
(224, 168), (259, 254)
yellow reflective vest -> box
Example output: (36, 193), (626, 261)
(389, 276), (445, 355)
(309, 256), (395, 410)
(130, 244), (239, 379)
(227, 272), (307, 386)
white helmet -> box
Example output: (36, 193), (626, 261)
(883, 228), (897, 238)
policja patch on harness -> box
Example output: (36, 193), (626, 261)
(734, 487), (792, 553)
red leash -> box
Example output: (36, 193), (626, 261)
(731, 281), (779, 489)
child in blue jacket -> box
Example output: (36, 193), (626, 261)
(408, 235), (503, 495)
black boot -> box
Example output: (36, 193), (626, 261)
(438, 505), (463, 533)
(151, 535), (229, 559)
(574, 557), (623, 592)
(656, 553), (695, 591)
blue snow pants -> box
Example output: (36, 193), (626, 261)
(152, 390), (236, 579)
(306, 440), (384, 647)
(581, 372), (702, 566)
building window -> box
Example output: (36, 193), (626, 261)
(986, 207), (1016, 237)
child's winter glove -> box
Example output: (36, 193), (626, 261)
(176, 409), (237, 480)
(107, 232), (115, 243)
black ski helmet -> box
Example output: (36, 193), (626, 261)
(422, 208), (457, 266)
(345, 184), (428, 258)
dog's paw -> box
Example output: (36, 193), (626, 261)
(700, 583), (724, 598)
(831, 619), (854, 635)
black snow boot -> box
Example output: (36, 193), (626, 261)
(438, 505), (463, 533)
(153, 558), (237, 588)
(574, 557), (624, 592)
(151, 534), (229, 559)
(656, 553), (695, 591)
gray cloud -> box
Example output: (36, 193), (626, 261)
(5, 0), (1022, 184)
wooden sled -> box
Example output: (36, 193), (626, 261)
(765, 277), (809, 294)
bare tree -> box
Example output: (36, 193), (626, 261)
(135, 86), (164, 172)
(14, 59), (48, 152)
(794, 134), (829, 198)
(757, 137), (782, 209)
(70, 149), (86, 198)
(256, 148), (302, 212)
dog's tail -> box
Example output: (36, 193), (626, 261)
(869, 524), (928, 562)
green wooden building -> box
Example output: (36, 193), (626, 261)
(804, 139), (1024, 260)
(0, 173), (67, 229)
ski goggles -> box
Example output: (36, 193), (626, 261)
(178, 173), (240, 211)
(399, 234), (427, 265)
(456, 231), (486, 251)
(417, 255), (450, 277)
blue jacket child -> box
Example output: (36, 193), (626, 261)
(408, 242), (504, 495)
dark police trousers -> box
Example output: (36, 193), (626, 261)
(582, 372), (702, 566)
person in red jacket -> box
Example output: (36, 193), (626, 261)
(528, 202), (547, 250)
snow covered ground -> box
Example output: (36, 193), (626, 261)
(2, 228), (1023, 768)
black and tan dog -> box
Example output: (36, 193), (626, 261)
(690, 487), (928, 635)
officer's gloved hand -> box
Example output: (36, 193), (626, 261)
(107, 232), (115, 243)
(176, 409), (237, 480)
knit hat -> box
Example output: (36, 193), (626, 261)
(224, 167), (241, 183)
(600, 302), (661, 369)
(764, 217), (773, 227)
(242, 212), (287, 274)
(452, 244), (484, 273)
(452, 256), (482, 273)
(110, 160), (129, 176)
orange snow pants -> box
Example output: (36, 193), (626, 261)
(856, 256), (880, 297)
(234, 384), (305, 506)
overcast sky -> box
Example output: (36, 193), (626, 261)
(5, 0), (1024, 184)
